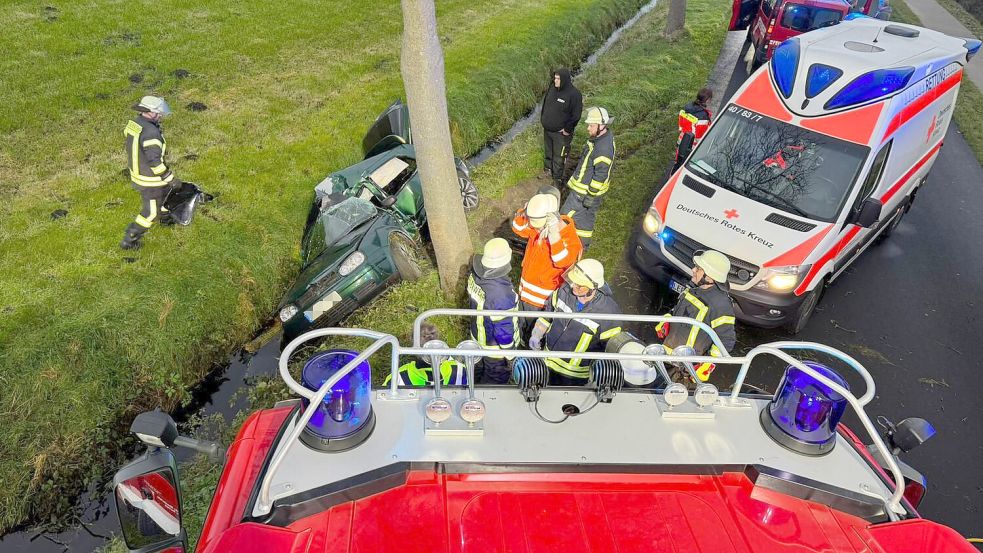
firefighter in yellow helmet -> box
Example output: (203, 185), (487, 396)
(561, 106), (615, 248)
(655, 250), (736, 381)
(120, 96), (178, 250)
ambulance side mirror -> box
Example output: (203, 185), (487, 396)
(853, 198), (882, 228)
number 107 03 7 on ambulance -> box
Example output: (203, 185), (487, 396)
(633, 17), (980, 333)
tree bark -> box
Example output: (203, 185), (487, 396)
(400, 0), (474, 293)
(665, 0), (687, 37)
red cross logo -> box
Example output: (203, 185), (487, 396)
(724, 209), (739, 219)
(926, 115), (937, 142)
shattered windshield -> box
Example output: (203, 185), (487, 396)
(686, 105), (868, 221)
(302, 197), (377, 264)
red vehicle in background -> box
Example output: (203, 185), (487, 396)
(730, 0), (890, 72)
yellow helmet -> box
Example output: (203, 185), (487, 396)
(526, 193), (559, 228)
(584, 106), (611, 125)
(566, 258), (605, 289)
(693, 250), (730, 283)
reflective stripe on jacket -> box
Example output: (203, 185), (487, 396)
(538, 284), (623, 379)
(567, 130), (615, 197)
(467, 272), (519, 358)
(660, 283), (736, 356)
(511, 209), (583, 307)
(382, 360), (469, 387)
(677, 102), (712, 145)
(124, 117), (175, 187)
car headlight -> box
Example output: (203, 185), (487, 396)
(279, 304), (299, 322)
(754, 265), (811, 292)
(338, 251), (366, 277)
(642, 208), (662, 237)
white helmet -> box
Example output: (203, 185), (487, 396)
(566, 258), (605, 289)
(479, 238), (511, 270)
(693, 250), (730, 283)
(584, 106), (611, 125)
(134, 96), (172, 116)
(526, 193), (559, 229)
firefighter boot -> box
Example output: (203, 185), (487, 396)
(119, 223), (145, 250)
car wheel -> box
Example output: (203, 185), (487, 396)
(785, 279), (826, 335)
(459, 173), (479, 211)
(878, 200), (909, 241)
(390, 233), (423, 281)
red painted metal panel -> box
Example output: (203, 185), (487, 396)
(883, 71), (963, 141)
(653, 172), (681, 219)
(763, 224), (832, 268)
(800, 102), (884, 145)
(734, 72), (794, 123)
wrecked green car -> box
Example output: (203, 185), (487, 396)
(277, 100), (478, 342)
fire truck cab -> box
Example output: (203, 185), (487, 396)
(634, 18), (980, 333)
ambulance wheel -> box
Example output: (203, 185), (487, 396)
(879, 198), (911, 240)
(390, 233), (423, 282)
(786, 280), (826, 335)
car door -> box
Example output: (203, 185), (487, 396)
(730, 0), (761, 30)
(362, 99), (412, 159)
(835, 140), (892, 273)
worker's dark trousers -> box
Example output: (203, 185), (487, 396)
(561, 191), (600, 248)
(543, 129), (573, 186)
(476, 357), (511, 384)
(123, 183), (170, 240)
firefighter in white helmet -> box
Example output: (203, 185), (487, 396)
(120, 96), (179, 250)
(511, 193), (583, 337)
(561, 106), (615, 248)
(466, 238), (520, 384)
(530, 258), (623, 386)
(655, 250), (737, 381)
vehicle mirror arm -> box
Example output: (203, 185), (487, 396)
(173, 435), (225, 463)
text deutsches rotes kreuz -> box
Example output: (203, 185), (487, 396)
(675, 203), (775, 248)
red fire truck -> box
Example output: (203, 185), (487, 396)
(113, 308), (977, 552)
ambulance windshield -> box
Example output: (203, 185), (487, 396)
(687, 105), (868, 222)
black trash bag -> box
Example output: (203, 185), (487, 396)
(162, 181), (213, 226)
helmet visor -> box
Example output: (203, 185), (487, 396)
(563, 264), (599, 290)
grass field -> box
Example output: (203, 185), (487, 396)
(0, 0), (650, 531)
(98, 0), (731, 549)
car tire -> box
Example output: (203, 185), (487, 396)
(879, 196), (912, 241)
(785, 279), (826, 335)
(459, 172), (479, 211)
(390, 233), (423, 282)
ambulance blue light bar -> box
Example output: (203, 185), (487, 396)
(771, 39), (800, 99)
(806, 64), (843, 99)
(843, 12), (870, 20)
(825, 67), (915, 110)
(965, 39), (981, 61)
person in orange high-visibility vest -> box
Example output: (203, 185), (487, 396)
(511, 192), (583, 337)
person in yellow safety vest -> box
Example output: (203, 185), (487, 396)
(561, 106), (615, 249)
(383, 322), (469, 386)
(120, 96), (179, 250)
(655, 250), (737, 381)
(529, 259), (623, 386)
(466, 238), (519, 384)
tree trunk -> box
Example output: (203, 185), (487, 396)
(400, 0), (474, 293)
(665, 0), (687, 37)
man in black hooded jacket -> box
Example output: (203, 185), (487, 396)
(540, 68), (583, 186)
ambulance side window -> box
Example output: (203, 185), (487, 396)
(854, 140), (891, 211)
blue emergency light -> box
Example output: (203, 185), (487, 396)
(299, 349), (375, 452)
(760, 362), (849, 456)
(965, 39), (981, 61)
(825, 67), (915, 110)
(806, 64), (843, 98)
(771, 39), (800, 99)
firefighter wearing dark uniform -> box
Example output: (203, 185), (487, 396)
(561, 107), (615, 249)
(467, 238), (519, 384)
(530, 259), (623, 385)
(120, 96), (178, 250)
(541, 68), (583, 187)
(656, 250), (736, 381)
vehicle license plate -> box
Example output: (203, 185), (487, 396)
(669, 279), (686, 294)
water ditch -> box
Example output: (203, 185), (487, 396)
(0, 1), (662, 550)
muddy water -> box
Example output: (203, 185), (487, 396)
(0, 341), (280, 553)
(0, 2), (666, 550)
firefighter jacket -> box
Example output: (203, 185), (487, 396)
(382, 360), (468, 387)
(466, 270), (519, 357)
(538, 284), (623, 379)
(540, 68), (583, 134)
(567, 130), (615, 197)
(678, 102), (712, 146)
(659, 283), (736, 357)
(511, 210), (583, 308)
(124, 116), (175, 187)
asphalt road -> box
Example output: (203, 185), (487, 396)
(618, 58), (983, 537)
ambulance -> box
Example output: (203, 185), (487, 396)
(633, 18), (981, 333)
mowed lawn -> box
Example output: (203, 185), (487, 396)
(0, 0), (646, 530)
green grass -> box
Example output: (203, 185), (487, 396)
(97, 0), (731, 549)
(892, 0), (983, 168)
(0, 0), (650, 531)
